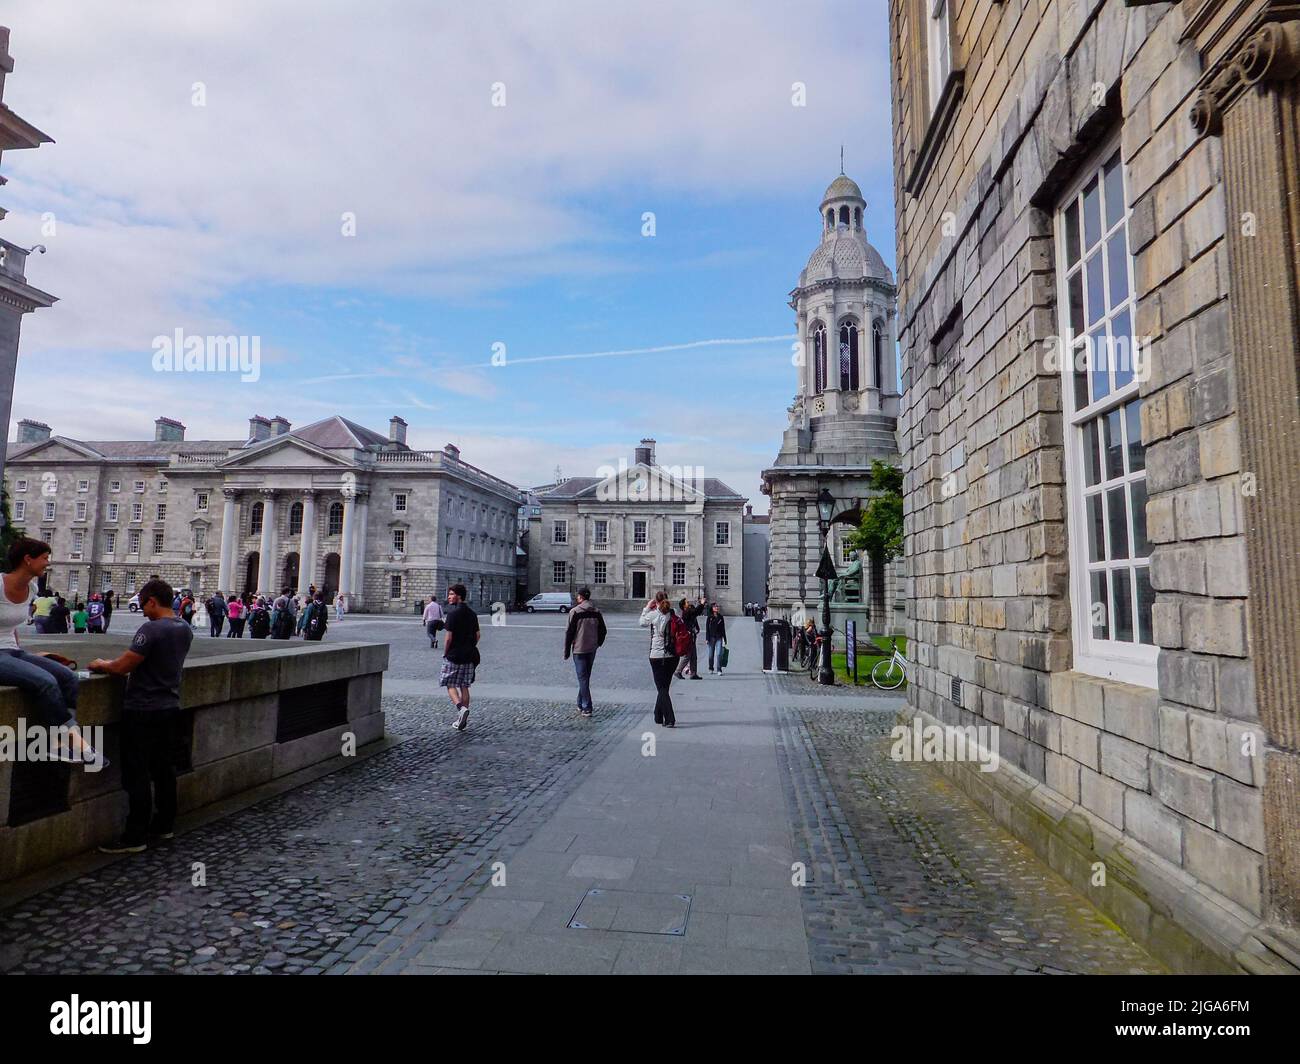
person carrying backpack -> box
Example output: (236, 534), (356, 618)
(639, 591), (683, 728)
(180, 593), (195, 626)
(248, 600), (271, 639)
(304, 594), (328, 641)
(86, 593), (107, 634)
(563, 587), (607, 718)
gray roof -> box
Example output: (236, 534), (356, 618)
(538, 467), (744, 501)
(7, 437), (235, 462)
(290, 416), (390, 450)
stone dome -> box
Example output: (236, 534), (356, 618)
(804, 230), (894, 285)
(820, 174), (864, 207)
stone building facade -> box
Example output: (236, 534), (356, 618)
(527, 438), (746, 613)
(761, 173), (904, 636)
(4, 414), (520, 613)
(891, 0), (1299, 971)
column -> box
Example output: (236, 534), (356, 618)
(337, 489), (356, 600)
(350, 491), (369, 608)
(297, 490), (317, 597)
(256, 490), (277, 595)
(217, 488), (238, 592)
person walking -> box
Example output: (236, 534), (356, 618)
(225, 594), (244, 637)
(705, 603), (728, 675)
(248, 597), (271, 639)
(0, 537), (101, 765)
(72, 600), (88, 635)
(91, 578), (194, 854)
(563, 586), (607, 718)
(207, 590), (227, 638)
(422, 595), (444, 649)
(86, 593), (107, 634)
(639, 592), (679, 728)
(303, 594), (329, 641)
(674, 597), (701, 680)
(103, 590), (115, 633)
(334, 592), (347, 623)
(441, 583), (480, 731)
(30, 586), (55, 633)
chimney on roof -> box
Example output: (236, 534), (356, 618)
(270, 415), (291, 437)
(389, 416), (408, 446)
(746, 504), (753, 516)
(248, 415), (272, 442)
(16, 418), (50, 444)
(634, 437), (656, 466)
(154, 416), (186, 442)
(443, 442), (461, 461)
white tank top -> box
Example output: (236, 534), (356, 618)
(0, 577), (36, 648)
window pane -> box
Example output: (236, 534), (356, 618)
(1136, 567), (1154, 645)
(1104, 408), (1125, 479)
(1068, 271), (1085, 335)
(1130, 479), (1150, 556)
(1087, 494), (1105, 562)
(1073, 343), (1090, 410)
(1112, 568), (1134, 642)
(1103, 152), (1125, 229)
(1086, 252), (1106, 326)
(1083, 419), (1102, 486)
(1111, 308), (1134, 390)
(1090, 571), (1109, 639)
(1107, 485), (1130, 559)
(1083, 176), (1102, 249)
(1125, 399), (1146, 472)
(1065, 200), (1081, 267)
(1091, 325), (1110, 403)
(1107, 231), (1129, 309)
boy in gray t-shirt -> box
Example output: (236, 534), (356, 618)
(89, 578), (194, 854)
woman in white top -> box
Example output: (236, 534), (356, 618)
(0, 536), (99, 763)
(639, 592), (678, 727)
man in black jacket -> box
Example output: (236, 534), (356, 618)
(563, 588), (607, 717)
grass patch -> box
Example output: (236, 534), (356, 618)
(830, 636), (907, 687)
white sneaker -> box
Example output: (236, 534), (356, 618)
(451, 707), (469, 731)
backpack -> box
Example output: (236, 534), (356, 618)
(666, 612), (692, 657)
(272, 607), (294, 639)
(249, 609), (270, 638)
(307, 603), (328, 639)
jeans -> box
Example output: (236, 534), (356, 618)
(0, 648), (78, 726)
(227, 618), (244, 637)
(32, 617), (47, 634)
(572, 652), (595, 712)
(121, 711), (181, 845)
(708, 638), (725, 671)
(426, 620), (440, 648)
(650, 656), (677, 725)
(210, 616), (224, 638)
(674, 636), (698, 678)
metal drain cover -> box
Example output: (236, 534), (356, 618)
(568, 888), (692, 936)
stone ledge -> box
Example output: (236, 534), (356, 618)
(903, 705), (1297, 974)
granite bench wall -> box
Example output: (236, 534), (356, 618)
(0, 636), (388, 882)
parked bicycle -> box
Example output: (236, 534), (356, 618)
(870, 637), (908, 690)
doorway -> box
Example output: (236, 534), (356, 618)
(282, 552), (300, 592)
(243, 552), (260, 596)
(631, 570), (647, 599)
(322, 553), (341, 601)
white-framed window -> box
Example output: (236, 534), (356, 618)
(43, 500), (55, 522)
(157, 503), (167, 521)
(594, 519), (608, 546)
(13, 500), (24, 522)
(153, 531), (165, 553)
(672, 561), (686, 585)
(392, 528), (406, 553)
(77, 479), (89, 493)
(672, 520), (687, 550)
(14, 478), (27, 493)
(127, 529), (141, 555)
(74, 501), (87, 522)
(71, 530), (84, 557)
(553, 560), (567, 585)
(633, 520), (648, 547)
(109, 480), (121, 493)
(841, 536), (856, 565)
(553, 520), (568, 544)
(394, 492), (408, 513)
(69, 570), (79, 594)
(390, 574), (403, 599)
(715, 521), (731, 547)
(194, 526), (207, 551)
(133, 480), (145, 493)
(715, 563), (730, 588)
(250, 502), (264, 536)
(131, 502), (143, 522)
(1056, 138), (1155, 687)
(196, 491), (209, 512)
(101, 570), (113, 592)
(593, 560), (607, 584)
(927, 0), (953, 117)
(105, 531), (117, 554)
(125, 570), (137, 592)
(106, 502), (119, 522)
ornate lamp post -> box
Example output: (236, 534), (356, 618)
(815, 487), (837, 686)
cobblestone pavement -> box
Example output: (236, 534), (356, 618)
(0, 695), (640, 975)
(777, 703), (1164, 973)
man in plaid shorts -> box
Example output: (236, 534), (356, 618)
(440, 583), (480, 731)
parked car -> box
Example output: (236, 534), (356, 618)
(128, 594), (140, 612)
(524, 592), (573, 613)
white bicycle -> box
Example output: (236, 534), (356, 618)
(870, 637), (908, 690)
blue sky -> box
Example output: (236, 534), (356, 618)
(2, 0), (895, 510)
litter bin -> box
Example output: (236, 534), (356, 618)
(762, 617), (792, 673)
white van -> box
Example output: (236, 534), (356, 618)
(524, 592), (573, 613)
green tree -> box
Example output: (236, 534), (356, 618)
(846, 460), (903, 562)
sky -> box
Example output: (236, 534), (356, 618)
(1, 0), (895, 512)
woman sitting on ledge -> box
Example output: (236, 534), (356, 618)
(0, 536), (102, 765)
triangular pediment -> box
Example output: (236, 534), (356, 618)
(7, 437), (105, 463)
(219, 435), (354, 470)
(578, 461), (705, 505)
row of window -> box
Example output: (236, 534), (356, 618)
(444, 493), (510, 532)
(15, 500), (170, 523)
(11, 477), (163, 494)
(553, 560), (730, 588)
(811, 320), (887, 396)
(552, 519), (733, 547)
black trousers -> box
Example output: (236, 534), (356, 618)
(121, 711), (182, 844)
(650, 656), (677, 725)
